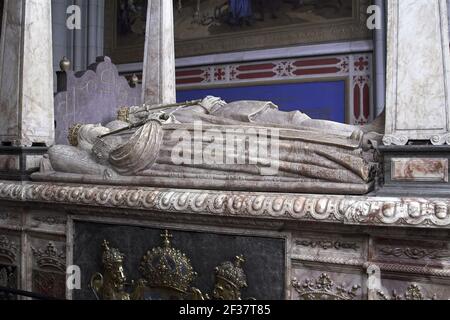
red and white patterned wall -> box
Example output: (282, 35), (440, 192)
(175, 53), (373, 125)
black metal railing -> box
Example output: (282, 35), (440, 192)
(0, 286), (64, 301)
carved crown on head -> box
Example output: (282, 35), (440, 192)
(102, 240), (125, 271)
(68, 123), (83, 146)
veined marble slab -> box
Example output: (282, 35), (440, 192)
(384, 0), (450, 145)
(142, 0), (176, 105)
(0, 0), (54, 147)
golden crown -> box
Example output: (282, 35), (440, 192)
(117, 107), (131, 123)
(101, 240), (125, 271)
(139, 230), (197, 294)
(215, 255), (248, 290)
(68, 123), (83, 146)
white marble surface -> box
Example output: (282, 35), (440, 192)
(384, 0), (450, 145)
(0, 0), (54, 147)
(142, 0), (176, 105)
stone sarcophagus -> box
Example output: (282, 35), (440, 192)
(0, 181), (449, 300)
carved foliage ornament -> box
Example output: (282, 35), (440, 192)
(296, 240), (359, 251)
(380, 247), (450, 260)
(32, 216), (67, 226)
(377, 284), (439, 301)
(91, 230), (251, 300)
(292, 273), (361, 301)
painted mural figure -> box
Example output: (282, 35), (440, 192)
(254, 0), (281, 21)
(228, 0), (253, 25)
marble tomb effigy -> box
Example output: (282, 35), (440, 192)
(0, 0), (449, 301)
(36, 96), (384, 195)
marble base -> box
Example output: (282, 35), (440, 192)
(378, 145), (450, 197)
(384, 0), (450, 145)
(0, 181), (448, 300)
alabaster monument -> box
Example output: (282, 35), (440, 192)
(35, 96), (384, 195)
(28, 0), (382, 196)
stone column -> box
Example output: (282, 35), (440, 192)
(0, 0), (54, 147)
(142, 0), (176, 106)
(383, 0), (450, 146)
(379, 0), (450, 196)
(0, 0), (54, 180)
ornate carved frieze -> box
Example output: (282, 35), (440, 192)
(296, 240), (360, 251)
(379, 247), (450, 260)
(377, 284), (441, 300)
(32, 216), (67, 226)
(1, 181), (450, 229)
(384, 131), (450, 146)
(292, 273), (361, 300)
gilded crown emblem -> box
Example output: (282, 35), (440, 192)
(0, 236), (18, 264)
(67, 123), (83, 146)
(31, 242), (66, 272)
(139, 231), (197, 294)
(215, 255), (248, 290)
(101, 240), (125, 272)
(91, 231), (251, 300)
(117, 107), (131, 123)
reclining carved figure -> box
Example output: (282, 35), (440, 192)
(35, 96), (384, 195)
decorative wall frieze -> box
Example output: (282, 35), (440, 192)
(0, 181), (450, 229)
(32, 216), (67, 226)
(291, 255), (364, 268)
(292, 273), (361, 300)
(296, 240), (360, 251)
(379, 247), (450, 260)
(146, 53), (373, 125)
(375, 262), (450, 278)
(377, 284), (442, 301)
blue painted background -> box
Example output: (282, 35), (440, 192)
(177, 80), (346, 123)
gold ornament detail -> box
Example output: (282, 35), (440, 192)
(138, 230), (197, 295)
(59, 56), (71, 72)
(213, 255), (248, 300)
(90, 231), (251, 300)
(67, 123), (83, 147)
(292, 273), (361, 300)
(90, 240), (130, 300)
(117, 107), (131, 123)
